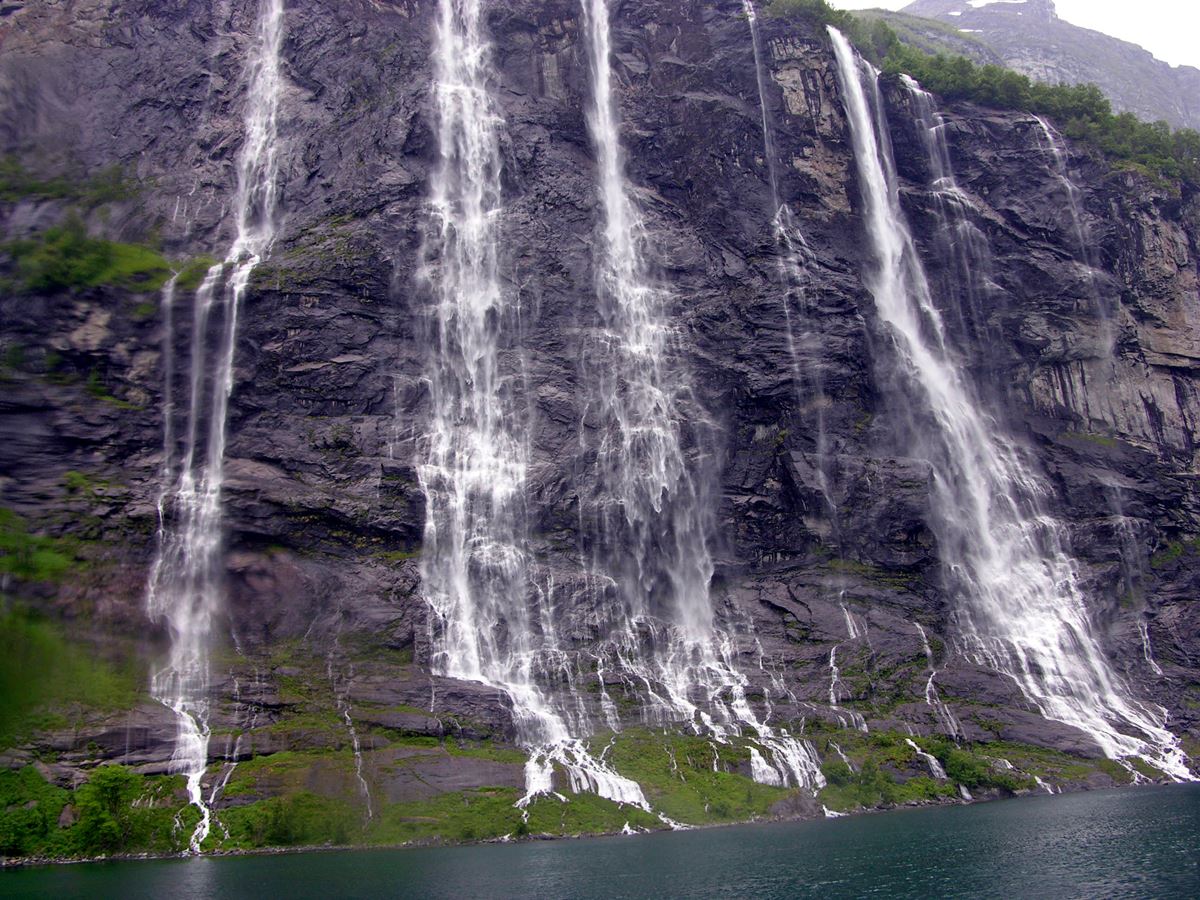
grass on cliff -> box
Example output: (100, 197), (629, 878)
(597, 729), (797, 824)
(0, 605), (139, 748)
(803, 724), (1159, 814)
(1, 723), (1158, 860)
(764, 0), (1200, 186)
(1, 510), (138, 748)
(0, 509), (76, 583)
(2, 215), (171, 294)
(199, 725), (795, 853)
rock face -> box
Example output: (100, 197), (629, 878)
(900, 0), (1200, 130)
(0, 0), (1197, 833)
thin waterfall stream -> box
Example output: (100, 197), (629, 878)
(828, 27), (1191, 781)
(147, 0), (285, 852)
(742, 0), (836, 515)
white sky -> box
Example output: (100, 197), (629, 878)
(826, 1), (1200, 69)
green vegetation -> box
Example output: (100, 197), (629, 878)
(85, 368), (141, 410)
(1149, 539), (1200, 570)
(374, 548), (422, 564)
(364, 787), (658, 848)
(764, 0), (1200, 186)
(205, 736), (660, 853)
(598, 729), (794, 824)
(0, 508), (75, 583)
(827, 557), (915, 591)
(3, 215), (170, 294)
(883, 46), (1200, 185)
(2, 509), (136, 747)
(1062, 431), (1121, 450)
(0, 766), (70, 857)
(922, 737), (1031, 792)
(0, 604), (139, 748)
(765, 0), (901, 63)
(0, 765), (197, 859)
(0, 158), (137, 205)
(806, 727), (1045, 813)
(855, 9), (995, 59)
(212, 791), (361, 850)
(1, 703), (1159, 860)
(820, 759), (953, 810)
(175, 255), (219, 291)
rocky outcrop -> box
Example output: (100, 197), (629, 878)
(0, 0), (1197, 844)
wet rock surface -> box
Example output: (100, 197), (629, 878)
(0, 0), (1197, 815)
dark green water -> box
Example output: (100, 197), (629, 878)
(4, 785), (1198, 899)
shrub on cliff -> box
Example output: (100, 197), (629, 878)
(2, 215), (170, 294)
(883, 44), (1200, 185)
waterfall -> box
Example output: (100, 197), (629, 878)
(1032, 116), (1114, 340)
(1033, 115), (1145, 603)
(915, 623), (963, 740)
(828, 28), (1192, 781)
(417, 0), (647, 812)
(742, 0), (835, 510)
(905, 738), (948, 780)
(902, 77), (998, 350)
(580, 0), (824, 791)
(147, 0), (285, 852)
(581, 0), (715, 649)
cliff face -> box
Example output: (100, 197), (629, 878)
(901, 0), (1200, 130)
(0, 0), (1198, 851)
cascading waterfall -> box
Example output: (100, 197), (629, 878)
(828, 27), (1192, 781)
(742, 0), (836, 511)
(902, 77), (999, 350)
(147, 0), (285, 853)
(905, 738), (948, 780)
(1033, 115), (1148, 611)
(580, 0), (823, 791)
(417, 0), (647, 812)
(1032, 115), (1116, 347)
(915, 623), (962, 740)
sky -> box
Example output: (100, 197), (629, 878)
(826, 1), (1200, 69)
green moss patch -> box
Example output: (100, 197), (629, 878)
(0, 158), (138, 205)
(175, 256), (220, 291)
(3, 216), (169, 294)
(597, 729), (796, 825)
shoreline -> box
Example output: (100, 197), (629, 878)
(1, 776), (1182, 871)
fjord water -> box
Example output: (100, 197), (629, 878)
(5, 786), (1197, 898)
(828, 29), (1190, 780)
(146, 0), (284, 851)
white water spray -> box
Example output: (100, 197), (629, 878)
(742, 1), (837, 513)
(905, 738), (948, 779)
(147, 0), (284, 853)
(1138, 620), (1165, 677)
(581, 0), (824, 792)
(829, 28), (1192, 781)
(417, 0), (648, 812)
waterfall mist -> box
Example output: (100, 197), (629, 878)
(829, 26), (1191, 781)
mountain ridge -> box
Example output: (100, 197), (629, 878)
(891, 0), (1200, 129)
